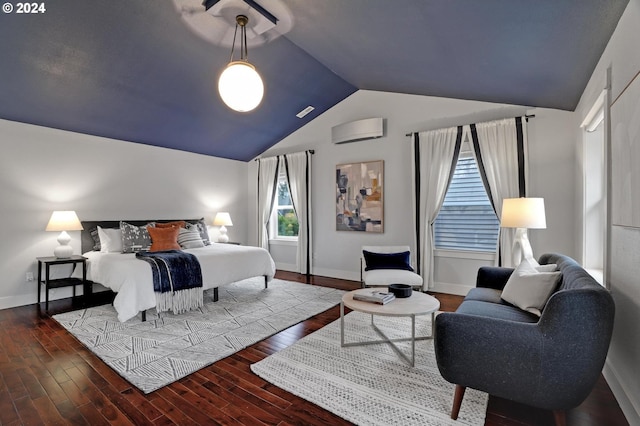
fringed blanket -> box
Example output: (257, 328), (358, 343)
(135, 250), (203, 315)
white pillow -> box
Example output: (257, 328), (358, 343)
(501, 259), (561, 316)
(97, 226), (123, 253)
(535, 263), (557, 272)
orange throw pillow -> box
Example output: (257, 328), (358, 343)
(155, 220), (186, 229)
(148, 226), (181, 252)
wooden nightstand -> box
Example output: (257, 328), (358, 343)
(36, 255), (88, 310)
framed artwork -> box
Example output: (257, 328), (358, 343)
(336, 160), (384, 232)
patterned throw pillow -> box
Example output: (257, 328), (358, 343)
(120, 221), (154, 253)
(177, 227), (205, 249)
(193, 218), (211, 245)
(89, 227), (101, 251)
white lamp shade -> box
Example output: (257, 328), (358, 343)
(46, 211), (83, 232)
(218, 61), (264, 112)
(213, 212), (233, 227)
(500, 198), (546, 229)
(46, 211), (82, 258)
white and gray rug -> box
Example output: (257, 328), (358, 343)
(53, 277), (345, 394)
(251, 311), (488, 426)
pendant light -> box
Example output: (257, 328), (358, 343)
(218, 15), (264, 112)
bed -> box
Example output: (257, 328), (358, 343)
(76, 220), (276, 322)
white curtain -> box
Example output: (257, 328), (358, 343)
(471, 117), (528, 267)
(412, 126), (462, 290)
(257, 156), (279, 250)
(283, 151), (313, 275)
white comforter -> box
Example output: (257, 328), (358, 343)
(75, 244), (276, 322)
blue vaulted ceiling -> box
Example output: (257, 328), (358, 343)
(0, 0), (629, 161)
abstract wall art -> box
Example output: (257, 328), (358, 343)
(336, 160), (384, 232)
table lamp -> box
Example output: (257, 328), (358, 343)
(213, 212), (233, 243)
(500, 198), (546, 266)
(46, 211), (84, 258)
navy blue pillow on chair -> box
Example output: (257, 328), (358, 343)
(363, 250), (414, 272)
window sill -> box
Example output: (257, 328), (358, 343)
(434, 249), (496, 261)
(269, 239), (298, 247)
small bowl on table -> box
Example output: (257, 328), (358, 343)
(388, 283), (413, 298)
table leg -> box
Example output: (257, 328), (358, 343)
(431, 311), (435, 338)
(411, 314), (416, 367)
(340, 301), (345, 346)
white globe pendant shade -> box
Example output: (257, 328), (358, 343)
(218, 60), (264, 112)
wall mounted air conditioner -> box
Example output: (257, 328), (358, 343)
(331, 117), (384, 144)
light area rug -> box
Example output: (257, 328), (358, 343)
(251, 311), (488, 426)
(53, 277), (345, 394)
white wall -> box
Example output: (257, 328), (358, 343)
(574, 1), (640, 423)
(0, 119), (248, 309)
(248, 90), (577, 294)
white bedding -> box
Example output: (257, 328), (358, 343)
(75, 244), (276, 322)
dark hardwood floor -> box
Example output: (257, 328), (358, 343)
(0, 271), (628, 425)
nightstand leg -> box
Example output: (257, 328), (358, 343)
(45, 263), (50, 310)
(37, 261), (42, 304)
(82, 261), (89, 307)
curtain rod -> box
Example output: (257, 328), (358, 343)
(254, 149), (314, 161)
(404, 114), (536, 137)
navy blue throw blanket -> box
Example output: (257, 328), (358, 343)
(135, 250), (204, 315)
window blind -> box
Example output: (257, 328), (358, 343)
(434, 155), (499, 252)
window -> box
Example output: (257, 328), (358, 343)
(270, 174), (299, 239)
(434, 152), (499, 252)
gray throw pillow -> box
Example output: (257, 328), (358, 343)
(501, 259), (562, 316)
(178, 227), (205, 249)
(120, 221), (154, 253)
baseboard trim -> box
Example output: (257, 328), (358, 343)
(0, 285), (109, 311)
(310, 267), (360, 282)
(0, 294), (35, 311)
(432, 281), (473, 296)
(274, 262), (298, 273)
(603, 358), (638, 425)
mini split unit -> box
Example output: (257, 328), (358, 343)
(331, 117), (384, 144)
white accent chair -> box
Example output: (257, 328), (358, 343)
(361, 245), (423, 289)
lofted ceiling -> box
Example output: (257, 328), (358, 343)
(0, 0), (629, 161)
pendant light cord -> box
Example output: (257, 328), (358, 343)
(242, 19), (248, 61)
(229, 22), (239, 62)
(228, 15), (249, 63)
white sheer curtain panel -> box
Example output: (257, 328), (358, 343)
(283, 151), (313, 275)
(471, 117), (528, 267)
(412, 126), (462, 290)
(257, 156), (279, 250)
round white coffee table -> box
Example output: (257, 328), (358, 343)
(340, 288), (440, 367)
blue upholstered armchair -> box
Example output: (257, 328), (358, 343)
(434, 253), (615, 426)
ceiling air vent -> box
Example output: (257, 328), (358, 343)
(331, 118), (384, 144)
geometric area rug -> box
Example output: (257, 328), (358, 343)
(52, 277), (345, 394)
(251, 311), (488, 426)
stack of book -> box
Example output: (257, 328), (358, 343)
(353, 290), (396, 305)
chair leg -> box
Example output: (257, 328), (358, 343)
(451, 385), (466, 420)
(553, 410), (566, 426)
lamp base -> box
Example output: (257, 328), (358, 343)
(511, 227), (535, 266)
(54, 231), (74, 258)
(217, 225), (229, 243)
(54, 244), (74, 259)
